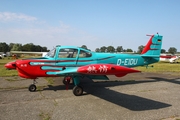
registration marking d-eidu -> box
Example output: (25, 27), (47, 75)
(117, 59), (138, 66)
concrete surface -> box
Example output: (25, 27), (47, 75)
(0, 72), (180, 120)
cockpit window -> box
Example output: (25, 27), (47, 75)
(46, 48), (56, 58)
(79, 50), (92, 58)
(58, 48), (78, 58)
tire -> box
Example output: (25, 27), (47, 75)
(28, 84), (37, 92)
(73, 86), (83, 96)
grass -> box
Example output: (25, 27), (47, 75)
(0, 58), (18, 76)
(0, 56), (42, 77)
(45, 77), (54, 85)
(5, 76), (24, 81)
(135, 61), (180, 73)
(1, 57), (180, 77)
(39, 112), (51, 120)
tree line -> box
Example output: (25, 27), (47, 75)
(0, 42), (178, 55)
(0, 42), (48, 53)
(81, 45), (178, 54)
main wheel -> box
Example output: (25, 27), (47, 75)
(28, 84), (37, 92)
(73, 86), (83, 96)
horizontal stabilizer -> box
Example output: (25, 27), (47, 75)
(141, 55), (160, 58)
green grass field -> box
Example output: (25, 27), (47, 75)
(1, 57), (180, 77)
(135, 62), (180, 74)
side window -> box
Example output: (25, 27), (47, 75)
(58, 48), (78, 58)
(79, 50), (92, 58)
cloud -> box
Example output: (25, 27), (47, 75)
(0, 12), (99, 50)
(0, 26), (99, 50)
(0, 12), (37, 22)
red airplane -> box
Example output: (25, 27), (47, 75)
(5, 33), (163, 96)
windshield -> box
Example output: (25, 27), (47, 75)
(45, 48), (56, 57)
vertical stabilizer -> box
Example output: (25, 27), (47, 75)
(141, 33), (163, 57)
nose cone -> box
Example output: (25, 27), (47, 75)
(4, 61), (16, 70)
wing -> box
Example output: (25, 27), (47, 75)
(47, 64), (140, 78)
(77, 64), (141, 77)
(46, 66), (109, 80)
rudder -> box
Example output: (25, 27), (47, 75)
(141, 33), (163, 57)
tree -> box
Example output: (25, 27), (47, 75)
(0, 42), (49, 52)
(22, 43), (34, 51)
(137, 45), (144, 54)
(81, 45), (88, 50)
(95, 48), (100, 52)
(100, 46), (107, 52)
(11, 43), (22, 51)
(161, 49), (166, 53)
(116, 46), (123, 53)
(126, 48), (133, 52)
(0, 42), (9, 53)
(168, 47), (177, 54)
(107, 46), (115, 53)
(123, 49), (127, 52)
(9, 43), (15, 51)
(41, 47), (48, 52)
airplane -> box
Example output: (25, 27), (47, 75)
(160, 54), (180, 63)
(5, 33), (163, 96)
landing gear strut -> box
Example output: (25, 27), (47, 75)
(63, 76), (84, 96)
(72, 76), (83, 96)
(28, 79), (37, 92)
(63, 76), (71, 85)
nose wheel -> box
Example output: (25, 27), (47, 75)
(29, 84), (37, 92)
(28, 79), (37, 92)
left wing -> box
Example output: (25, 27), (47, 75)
(47, 64), (140, 78)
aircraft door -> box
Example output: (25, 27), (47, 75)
(56, 48), (78, 67)
(76, 50), (96, 66)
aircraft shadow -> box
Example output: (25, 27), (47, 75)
(43, 85), (69, 91)
(43, 79), (171, 111)
(147, 77), (180, 85)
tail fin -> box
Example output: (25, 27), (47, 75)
(141, 33), (163, 57)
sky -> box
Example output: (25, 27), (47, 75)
(0, 0), (180, 52)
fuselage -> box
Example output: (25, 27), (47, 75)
(5, 46), (159, 79)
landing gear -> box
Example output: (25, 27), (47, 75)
(28, 79), (37, 92)
(72, 76), (84, 96)
(73, 86), (83, 96)
(63, 76), (72, 90)
(63, 76), (71, 85)
(29, 84), (36, 92)
(63, 76), (84, 96)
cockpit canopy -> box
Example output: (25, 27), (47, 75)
(45, 46), (92, 58)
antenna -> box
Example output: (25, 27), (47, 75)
(146, 34), (153, 36)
